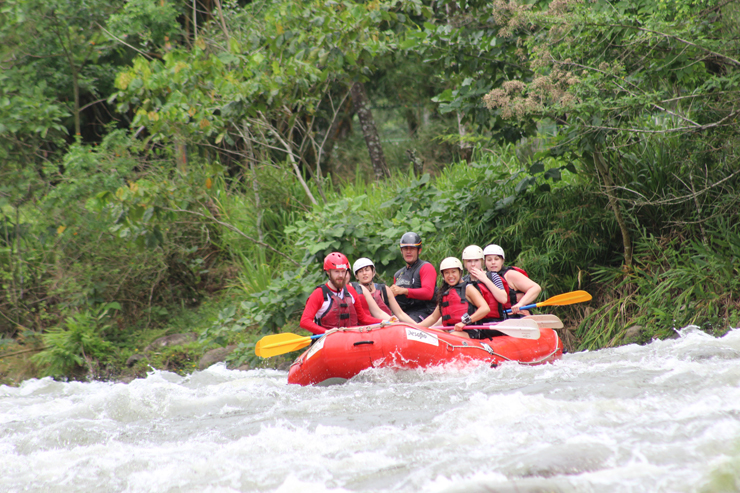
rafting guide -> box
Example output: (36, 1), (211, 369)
(389, 232), (438, 322)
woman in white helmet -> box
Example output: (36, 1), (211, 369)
(418, 257), (491, 338)
(350, 257), (417, 324)
(461, 245), (509, 322)
(483, 244), (541, 317)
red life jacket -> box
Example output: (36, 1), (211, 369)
(463, 277), (503, 322)
(350, 282), (392, 315)
(314, 285), (359, 329)
(371, 284), (391, 314)
(498, 274), (513, 313)
(440, 282), (476, 326)
(498, 266), (529, 307)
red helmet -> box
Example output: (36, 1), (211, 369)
(323, 252), (350, 271)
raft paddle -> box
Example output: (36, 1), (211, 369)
(432, 318), (540, 340)
(505, 290), (592, 314)
(255, 320), (403, 358)
(522, 314), (564, 329)
(255, 332), (321, 358)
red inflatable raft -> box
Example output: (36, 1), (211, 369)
(287, 323), (563, 386)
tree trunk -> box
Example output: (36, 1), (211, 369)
(72, 67), (81, 137)
(244, 134), (264, 243)
(457, 111), (473, 163)
(351, 82), (390, 181)
(176, 138), (187, 174)
(593, 150), (633, 270)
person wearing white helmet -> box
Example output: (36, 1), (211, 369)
(418, 257), (491, 338)
(483, 244), (541, 317)
(461, 245), (509, 322)
(349, 258), (417, 324)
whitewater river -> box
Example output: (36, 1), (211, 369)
(2, 326), (740, 492)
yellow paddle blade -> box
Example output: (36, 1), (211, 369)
(255, 333), (313, 358)
(536, 290), (592, 308)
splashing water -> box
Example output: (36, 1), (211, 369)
(2, 327), (740, 492)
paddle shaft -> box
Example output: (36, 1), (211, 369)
(506, 302), (539, 313)
(431, 325), (522, 330)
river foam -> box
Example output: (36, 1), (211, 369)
(2, 326), (740, 492)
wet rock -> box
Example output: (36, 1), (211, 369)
(144, 333), (197, 352)
(198, 345), (236, 370)
(125, 353), (148, 367)
(624, 325), (643, 342)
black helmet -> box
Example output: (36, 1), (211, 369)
(399, 232), (422, 248)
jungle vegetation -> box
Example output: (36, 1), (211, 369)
(1, 0), (739, 382)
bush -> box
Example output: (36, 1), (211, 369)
(578, 229), (740, 350)
(31, 303), (119, 379)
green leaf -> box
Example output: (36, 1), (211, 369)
(431, 89), (453, 103)
(544, 168), (562, 181)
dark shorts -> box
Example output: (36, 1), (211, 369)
(467, 329), (505, 340)
(406, 310), (434, 323)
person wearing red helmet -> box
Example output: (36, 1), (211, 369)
(389, 232), (437, 322)
(299, 252), (383, 335)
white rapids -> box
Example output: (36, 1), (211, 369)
(3, 326), (740, 492)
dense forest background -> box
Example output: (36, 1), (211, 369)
(1, 0), (739, 382)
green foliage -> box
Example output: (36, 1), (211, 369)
(112, 0), (422, 143)
(579, 228), (740, 350)
(239, 266), (325, 335)
(107, 0), (181, 49)
(286, 173), (440, 272)
(88, 157), (223, 250)
(199, 305), (251, 347)
(1, 0), (128, 141)
(31, 303), (120, 378)
(3, 0), (740, 383)
(403, 0), (539, 139)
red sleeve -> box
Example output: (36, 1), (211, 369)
(299, 287), (328, 335)
(347, 285), (383, 326)
(406, 262), (437, 301)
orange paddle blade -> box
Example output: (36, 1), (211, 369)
(536, 290), (592, 308)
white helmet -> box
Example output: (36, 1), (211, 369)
(352, 257), (375, 274)
(462, 245), (484, 260)
(483, 244), (505, 259)
(439, 257), (463, 272)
